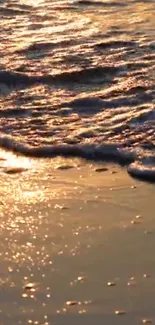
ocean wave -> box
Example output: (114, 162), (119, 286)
(0, 135), (135, 162)
(0, 135), (155, 182)
(0, 0), (155, 183)
(75, 0), (126, 7)
(128, 162), (155, 182)
(0, 65), (118, 89)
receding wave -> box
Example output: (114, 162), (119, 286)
(0, 136), (133, 160)
(0, 134), (155, 182)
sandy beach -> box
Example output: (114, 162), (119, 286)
(0, 152), (154, 325)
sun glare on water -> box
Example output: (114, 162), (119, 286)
(0, 150), (33, 172)
(19, 0), (44, 5)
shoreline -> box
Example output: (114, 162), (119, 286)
(0, 145), (155, 183)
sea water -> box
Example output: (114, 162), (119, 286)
(0, 0), (155, 180)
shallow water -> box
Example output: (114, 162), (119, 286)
(0, 0), (155, 180)
(0, 155), (155, 325)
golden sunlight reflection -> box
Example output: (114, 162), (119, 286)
(0, 150), (33, 171)
(19, 0), (44, 6)
(0, 152), (154, 320)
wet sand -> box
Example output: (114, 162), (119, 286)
(0, 152), (155, 325)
